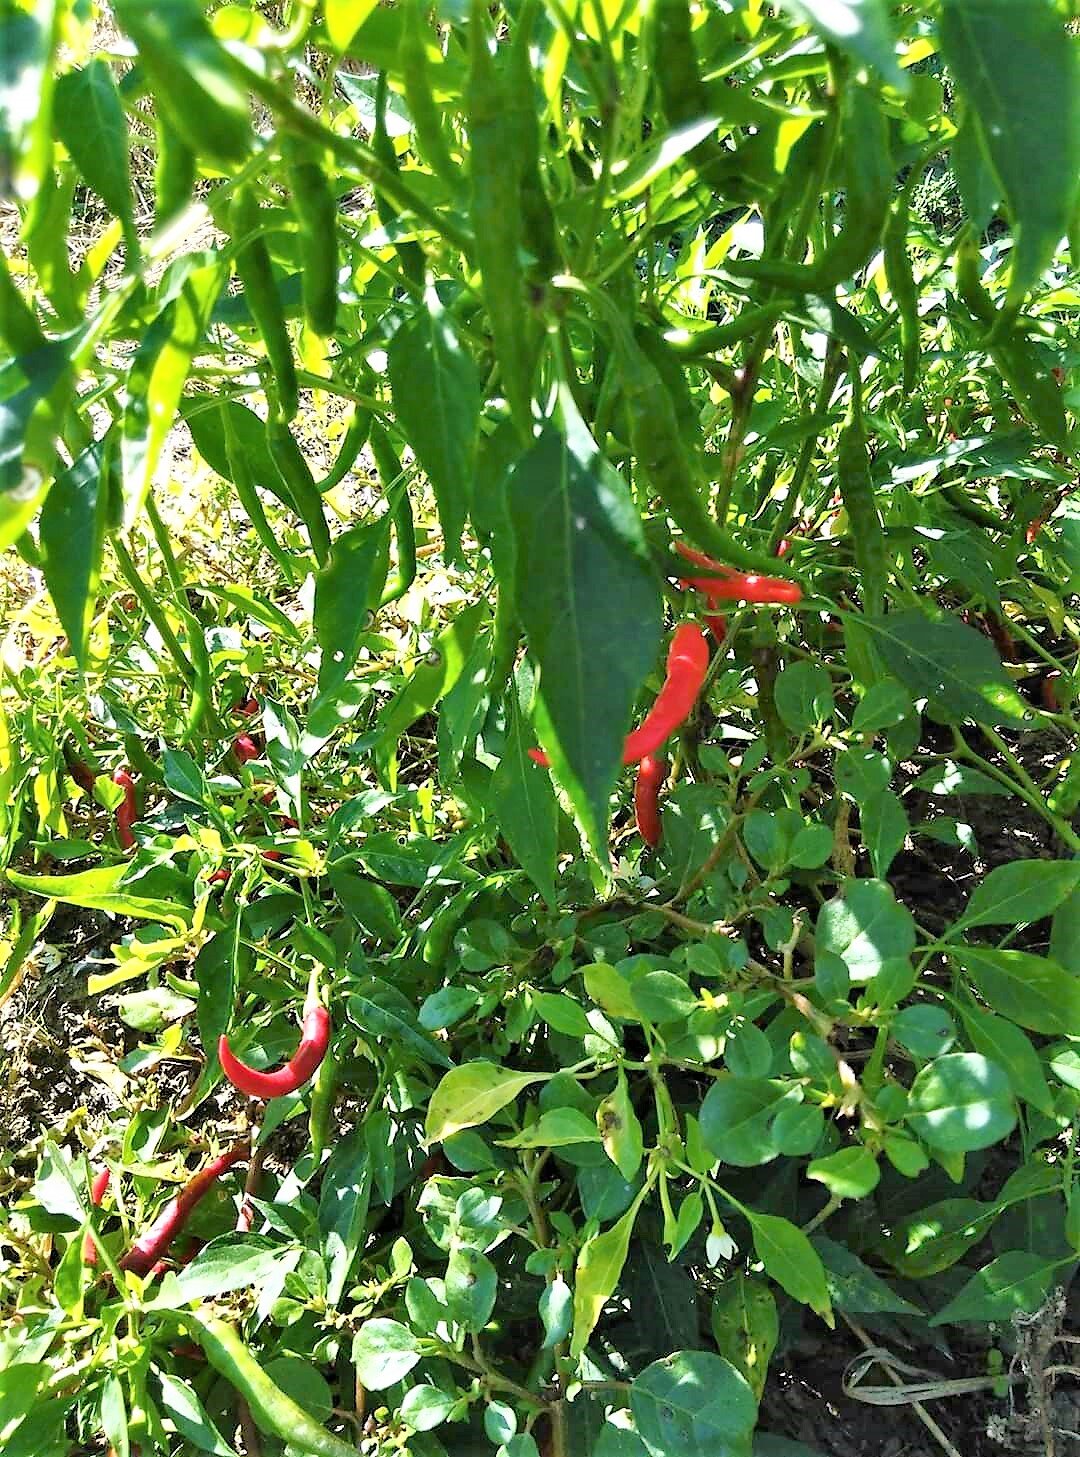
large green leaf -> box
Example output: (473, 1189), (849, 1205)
(571, 1185), (650, 1358)
(630, 1351), (758, 1457)
(319, 1128), (372, 1306)
(749, 1213), (832, 1326)
(905, 1053), (1016, 1152)
(506, 397), (662, 859)
(861, 610), (1034, 730)
(940, 0), (1080, 303)
(121, 260), (224, 524)
(387, 287), (480, 562)
(314, 519), (390, 698)
(930, 1250), (1063, 1327)
(780, 0), (906, 91)
(53, 60), (134, 248)
(38, 439), (115, 667)
(426, 1061), (549, 1141)
(957, 859), (1080, 931)
(5, 865), (191, 930)
(490, 683), (559, 904)
(951, 944), (1080, 1036)
(815, 878), (916, 986)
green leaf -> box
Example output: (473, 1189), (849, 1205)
(426, 1062), (548, 1141)
(121, 260), (224, 524)
(499, 1108), (600, 1148)
(815, 878), (915, 985)
(1, 342), (71, 536)
(38, 439), (114, 667)
(388, 287), (479, 561)
(806, 1146), (880, 1200)
(596, 1071), (644, 1182)
(0, 0), (61, 213)
(571, 1184), (650, 1358)
(507, 403), (662, 860)
(113, 0), (251, 166)
(400, 1385), (456, 1433)
(5, 865), (191, 930)
(774, 662), (833, 733)
(490, 686), (558, 904)
(610, 117), (726, 202)
(630, 1351), (758, 1457)
(940, 0), (1080, 304)
(710, 1274), (778, 1402)
(930, 1250), (1062, 1327)
(53, 60), (134, 245)
(749, 1212), (833, 1326)
(859, 790), (907, 878)
(699, 1079), (805, 1168)
(910, 761), (1010, 797)
(810, 1236), (923, 1317)
(1051, 887), (1080, 975)
(444, 1245), (497, 1331)
(376, 600), (488, 756)
(314, 519), (391, 698)
(861, 611), (1034, 730)
(779, 0), (907, 91)
(325, 0), (380, 49)
(951, 944), (1080, 1036)
(959, 1004), (1055, 1116)
(157, 1373), (238, 1457)
(958, 859), (1080, 930)
(175, 1235), (291, 1303)
(330, 870), (402, 946)
(851, 679), (911, 735)
(319, 1129), (372, 1307)
(351, 1319), (421, 1390)
(905, 1052), (1017, 1152)
(346, 984), (452, 1069)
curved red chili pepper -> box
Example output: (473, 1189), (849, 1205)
(119, 1144), (248, 1276)
(112, 769), (138, 850)
(218, 996), (331, 1100)
(83, 1167), (111, 1265)
(233, 733), (261, 764)
(208, 868), (230, 885)
(529, 624), (710, 769)
(675, 541), (802, 605)
(233, 696), (259, 718)
(261, 849), (284, 863)
(634, 754), (665, 847)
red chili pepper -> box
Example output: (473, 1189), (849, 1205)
(208, 869), (230, 885)
(675, 542), (801, 604)
(529, 624), (710, 769)
(1026, 515), (1046, 545)
(83, 1167), (111, 1265)
(218, 995), (331, 1101)
(112, 769), (138, 850)
(983, 612), (1017, 663)
(775, 538), (792, 560)
(69, 758), (96, 792)
(261, 849), (284, 863)
(233, 734), (261, 764)
(148, 1237), (203, 1280)
(119, 1144), (248, 1276)
(233, 696), (259, 718)
(262, 790), (298, 830)
(634, 754), (665, 847)
(1042, 672), (1061, 713)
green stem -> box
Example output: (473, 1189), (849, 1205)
(111, 538), (195, 690)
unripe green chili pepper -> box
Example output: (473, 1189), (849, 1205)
(399, 0), (458, 185)
(178, 1315), (357, 1457)
(468, 0), (535, 438)
(1050, 753), (1080, 819)
(373, 72), (426, 289)
(283, 137), (339, 338)
(177, 603), (212, 743)
(836, 367), (888, 616)
(319, 407), (372, 494)
(219, 398), (298, 581)
(154, 115), (196, 228)
(308, 1045), (339, 1162)
(651, 0), (726, 189)
(266, 420), (332, 566)
(231, 186), (298, 422)
(369, 420), (417, 605)
(731, 80), (892, 291)
(955, 233), (1070, 451)
(882, 195), (919, 396)
(614, 328), (787, 574)
(504, 0), (560, 275)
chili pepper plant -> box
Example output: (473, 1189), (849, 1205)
(1, 3), (1079, 1456)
